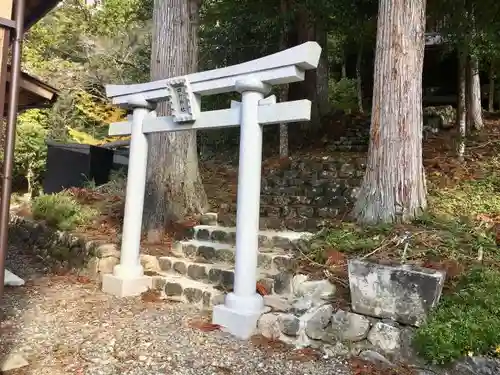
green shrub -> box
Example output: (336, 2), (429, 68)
(414, 267), (500, 365)
(32, 192), (98, 231)
(13, 110), (49, 196)
(329, 77), (358, 112)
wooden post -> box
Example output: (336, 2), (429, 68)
(0, 0), (14, 131)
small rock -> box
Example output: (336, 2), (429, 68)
(257, 313), (281, 340)
(98, 257), (119, 275)
(141, 255), (161, 273)
(264, 295), (292, 312)
(349, 340), (375, 356)
(278, 314), (300, 336)
(305, 304), (333, 340)
(165, 282), (183, 296)
(200, 213), (218, 225)
(96, 243), (120, 258)
(4, 270), (25, 286)
(211, 293), (225, 306)
(184, 288), (203, 303)
(273, 272), (293, 294)
(329, 310), (371, 342)
(359, 350), (394, 367)
(367, 321), (401, 353)
(451, 356), (500, 375)
(295, 279), (336, 300)
(84, 257), (99, 278)
(1, 353), (29, 372)
(291, 297), (313, 315)
(323, 342), (350, 357)
(292, 274), (308, 294)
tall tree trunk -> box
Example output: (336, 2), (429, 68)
(356, 42), (364, 113)
(279, 0), (289, 158)
(467, 54), (483, 130)
(353, 0), (427, 224)
(144, 0), (208, 242)
(457, 50), (467, 162)
(287, 8), (328, 132)
(489, 61), (495, 112)
(316, 28), (330, 116)
(341, 52), (347, 79)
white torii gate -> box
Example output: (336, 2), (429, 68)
(103, 42), (322, 339)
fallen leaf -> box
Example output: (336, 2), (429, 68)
(256, 282), (269, 296)
(250, 334), (290, 353)
(285, 348), (322, 362)
(188, 319), (222, 332)
(141, 289), (163, 303)
(76, 276), (92, 284)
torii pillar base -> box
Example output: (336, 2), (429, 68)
(102, 273), (152, 298)
(213, 293), (265, 340)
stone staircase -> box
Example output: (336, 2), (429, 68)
(150, 215), (311, 309)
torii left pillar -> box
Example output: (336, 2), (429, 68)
(102, 97), (154, 297)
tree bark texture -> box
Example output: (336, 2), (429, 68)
(287, 8), (329, 132)
(489, 62), (495, 112)
(144, 0), (208, 242)
(356, 42), (364, 113)
(467, 54), (483, 130)
(353, 0), (427, 224)
(278, 0), (289, 158)
(457, 51), (467, 161)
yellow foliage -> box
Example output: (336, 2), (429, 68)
(67, 126), (130, 146)
(67, 126), (102, 145)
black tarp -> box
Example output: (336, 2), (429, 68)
(43, 141), (114, 194)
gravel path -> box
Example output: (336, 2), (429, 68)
(1, 245), (351, 375)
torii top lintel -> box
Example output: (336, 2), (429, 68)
(105, 41), (322, 104)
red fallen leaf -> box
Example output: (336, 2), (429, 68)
(256, 282), (269, 296)
(76, 276), (92, 284)
(141, 289), (163, 303)
(286, 348), (322, 362)
(188, 319), (222, 332)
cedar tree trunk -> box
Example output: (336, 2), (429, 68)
(467, 54), (483, 130)
(144, 0), (208, 242)
(353, 0), (427, 224)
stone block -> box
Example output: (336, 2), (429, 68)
(1, 353), (29, 372)
(200, 213), (218, 225)
(367, 321), (401, 353)
(184, 287), (203, 303)
(140, 254), (160, 273)
(257, 313), (282, 340)
(158, 257), (172, 271)
(263, 295), (292, 312)
(348, 259), (446, 326)
(305, 304), (333, 340)
(278, 314), (300, 336)
(102, 274), (152, 297)
(451, 356), (500, 375)
(328, 310), (371, 342)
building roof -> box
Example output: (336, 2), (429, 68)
(6, 0), (62, 114)
(4, 67), (58, 115)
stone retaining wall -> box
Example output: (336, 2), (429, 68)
(217, 154), (367, 231)
(256, 275), (420, 366)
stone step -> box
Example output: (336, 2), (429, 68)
(172, 240), (295, 271)
(151, 274), (225, 308)
(156, 256), (293, 293)
(186, 222), (311, 249)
